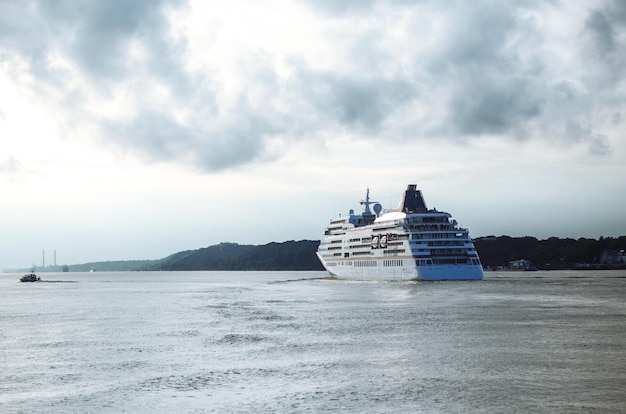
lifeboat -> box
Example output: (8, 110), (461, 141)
(371, 236), (379, 249)
(379, 235), (388, 249)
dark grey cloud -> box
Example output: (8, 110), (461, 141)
(0, 1), (156, 78)
(1, 0), (623, 172)
(417, 3), (545, 138)
(104, 109), (272, 172)
(585, 10), (615, 58)
(301, 0), (622, 154)
(581, 6), (626, 91)
(424, 1), (621, 155)
(447, 74), (543, 137)
(294, 71), (415, 133)
(37, 0), (180, 79)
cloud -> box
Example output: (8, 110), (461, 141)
(33, 0), (182, 80)
(294, 70), (416, 133)
(0, 155), (25, 181)
(1, 0), (624, 172)
(302, 0), (378, 15)
(417, 3), (542, 138)
(581, 5), (626, 90)
(589, 135), (611, 156)
(103, 109), (271, 171)
(585, 10), (615, 57)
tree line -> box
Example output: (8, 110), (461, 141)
(153, 240), (325, 271)
(473, 235), (626, 269)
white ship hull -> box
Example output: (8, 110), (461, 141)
(317, 185), (484, 281)
(317, 253), (483, 281)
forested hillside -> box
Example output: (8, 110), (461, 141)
(153, 240), (324, 271)
(474, 236), (626, 269)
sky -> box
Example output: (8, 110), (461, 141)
(1, 0), (625, 270)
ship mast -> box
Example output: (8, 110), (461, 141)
(360, 188), (379, 214)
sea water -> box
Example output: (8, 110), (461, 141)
(1, 270), (624, 413)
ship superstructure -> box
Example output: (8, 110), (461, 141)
(316, 185), (483, 280)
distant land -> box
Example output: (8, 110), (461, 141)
(14, 240), (324, 273)
(473, 236), (626, 270)
(9, 236), (626, 273)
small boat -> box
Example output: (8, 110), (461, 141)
(20, 271), (40, 282)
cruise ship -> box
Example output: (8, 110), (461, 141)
(316, 185), (484, 281)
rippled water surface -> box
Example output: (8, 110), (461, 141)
(1, 270), (625, 413)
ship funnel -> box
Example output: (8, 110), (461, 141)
(397, 184), (428, 213)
